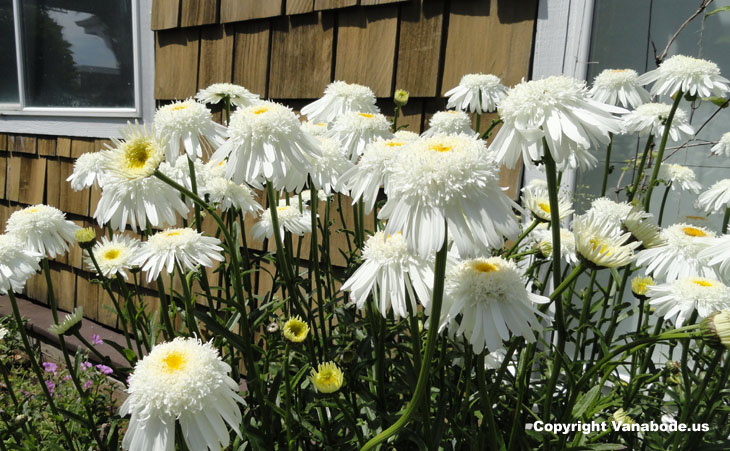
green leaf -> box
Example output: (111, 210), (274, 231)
(707, 6), (730, 16)
(703, 96), (729, 108)
(572, 385), (601, 419)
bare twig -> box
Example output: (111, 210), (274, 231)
(655, 0), (714, 65)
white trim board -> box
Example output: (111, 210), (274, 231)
(0, 0), (155, 139)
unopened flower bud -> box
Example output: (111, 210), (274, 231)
(394, 89), (409, 107)
(701, 310), (730, 350)
(631, 275), (654, 298)
(75, 227), (96, 249)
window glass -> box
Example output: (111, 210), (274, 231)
(20, 0), (135, 108)
(0, 0), (19, 103)
(576, 0), (730, 231)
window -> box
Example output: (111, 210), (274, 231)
(0, 0), (154, 138)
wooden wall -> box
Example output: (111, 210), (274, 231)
(1, 0), (538, 330)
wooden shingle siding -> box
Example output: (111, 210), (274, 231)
(155, 28), (201, 99)
(233, 20), (271, 97)
(221, 0), (282, 23)
(198, 25), (235, 88)
(151, 0), (181, 30)
(396, 0), (445, 97)
(269, 13), (334, 98)
(286, 0), (315, 15)
(314, 0), (358, 10)
(335, 5), (399, 97)
(180, 0), (219, 27)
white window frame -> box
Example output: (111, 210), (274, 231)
(0, 0), (155, 138)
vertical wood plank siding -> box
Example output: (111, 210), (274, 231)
(1, 0), (537, 329)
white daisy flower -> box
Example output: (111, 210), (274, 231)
(699, 234), (730, 280)
(159, 154), (215, 196)
(696, 179), (730, 213)
(153, 99), (227, 161)
(622, 207), (666, 249)
(573, 212), (640, 268)
(203, 177), (262, 215)
(325, 111), (393, 162)
(521, 179), (573, 222)
(621, 103), (695, 141)
(635, 223), (716, 281)
(438, 256), (549, 353)
(301, 81), (379, 124)
(87, 235), (141, 280)
(589, 69), (650, 108)
(658, 163), (702, 193)
(531, 225), (579, 264)
(490, 75), (624, 170)
(102, 123), (166, 181)
(711, 132), (730, 157)
(587, 198), (633, 229)
(250, 205), (312, 243)
(0, 234), (41, 295)
(211, 101), (319, 189)
(421, 111), (476, 138)
(380, 134), (520, 257)
(341, 231), (433, 318)
(301, 121), (330, 137)
(67, 151), (109, 191)
(308, 137), (353, 196)
(132, 228), (224, 283)
(394, 130), (419, 142)
(338, 137), (409, 214)
(195, 82), (260, 107)
(0, 327), (8, 340)
(444, 73), (507, 113)
(648, 277), (730, 327)
(48, 306), (84, 336)
(119, 337), (244, 451)
(6, 205), (80, 258)
(637, 54), (730, 98)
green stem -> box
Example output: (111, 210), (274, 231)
(361, 223), (450, 451)
(479, 119), (503, 140)
(628, 135), (654, 202)
(658, 183), (672, 226)
(476, 352), (504, 450)
(392, 105), (400, 132)
(600, 133), (614, 197)
(505, 219), (540, 258)
(284, 344), (294, 451)
(644, 91), (683, 211)
(722, 207), (730, 234)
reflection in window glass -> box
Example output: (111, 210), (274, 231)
(21, 0), (134, 108)
(0, 0), (19, 103)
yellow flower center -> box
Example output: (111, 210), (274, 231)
(124, 140), (153, 169)
(288, 323), (305, 337)
(472, 261), (498, 273)
(103, 249), (120, 260)
(166, 231), (181, 237)
(693, 279), (714, 287)
(316, 122), (327, 126)
(538, 202), (551, 214)
(161, 351), (186, 373)
(358, 113), (374, 118)
(429, 143), (452, 152)
(277, 206), (288, 211)
(682, 226), (707, 237)
(319, 369), (338, 385)
(385, 141), (403, 148)
(590, 238), (611, 256)
(29, 208), (39, 213)
(171, 105), (186, 111)
(252, 106), (268, 115)
(610, 69), (628, 73)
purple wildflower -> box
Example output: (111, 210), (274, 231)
(45, 380), (55, 395)
(83, 380), (93, 390)
(81, 361), (93, 371)
(96, 364), (113, 375)
(90, 334), (103, 345)
(42, 362), (58, 374)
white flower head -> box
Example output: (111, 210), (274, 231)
(211, 101), (320, 189)
(0, 234), (41, 295)
(94, 176), (189, 232)
(636, 223), (716, 282)
(422, 111), (476, 138)
(87, 235), (141, 280)
(119, 337), (244, 451)
(301, 120), (330, 137)
(622, 207), (666, 249)
(445, 73), (507, 113)
(621, 103), (695, 142)
(658, 163), (702, 193)
(103, 122), (165, 181)
(6, 205), (80, 258)
(648, 277), (730, 327)
(195, 83), (260, 107)
(490, 75), (624, 170)
(637, 55), (730, 98)
(48, 306), (84, 336)
(586, 198), (633, 235)
(394, 130), (419, 142)
(301, 81), (379, 124)
(573, 212), (640, 268)
(338, 137), (410, 214)
(699, 234), (730, 280)
(0, 327), (8, 340)
(308, 137), (353, 196)
(251, 205), (312, 243)
(438, 257), (549, 353)
(521, 179), (573, 222)
(696, 179), (730, 213)
(341, 231), (434, 318)
(711, 132), (730, 157)
(159, 155), (213, 197)
(67, 151), (109, 191)
(132, 228), (224, 283)
(154, 99), (227, 161)
(589, 69), (650, 108)
(325, 112), (393, 162)
(530, 225), (578, 264)
(380, 134), (520, 257)
(203, 177), (262, 215)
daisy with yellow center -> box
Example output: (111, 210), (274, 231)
(589, 68), (649, 108)
(631, 276), (655, 297)
(301, 80), (378, 123)
(438, 256), (549, 353)
(647, 277), (730, 327)
(521, 179), (573, 222)
(445, 73), (507, 113)
(573, 212), (640, 269)
(5, 204), (80, 258)
(86, 235), (140, 280)
(119, 338), (244, 451)
(282, 316), (309, 343)
(325, 110), (393, 161)
(422, 110), (476, 138)
(310, 362), (344, 394)
(636, 223), (716, 282)
(153, 99), (227, 161)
